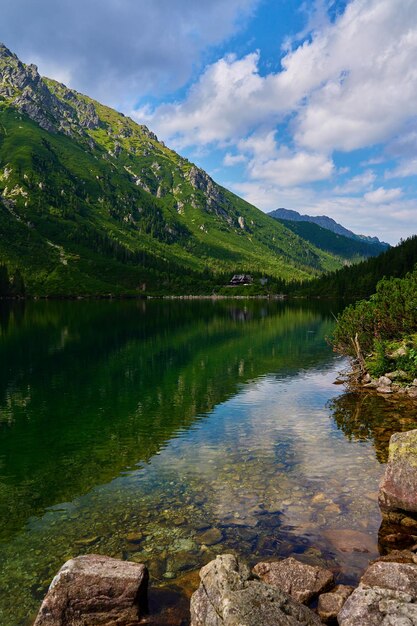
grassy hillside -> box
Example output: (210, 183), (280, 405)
(0, 44), (345, 296)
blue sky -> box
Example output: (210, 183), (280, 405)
(2, 0), (417, 243)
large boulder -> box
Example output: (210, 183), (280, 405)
(34, 554), (148, 626)
(338, 560), (417, 625)
(190, 554), (322, 626)
(379, 429), (417, 514)
(253, 557), (334, 604)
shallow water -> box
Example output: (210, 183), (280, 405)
(0, 299), (416, 625)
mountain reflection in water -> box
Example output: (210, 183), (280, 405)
(0, 299), (416, 626)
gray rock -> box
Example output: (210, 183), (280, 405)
(253, 557), (334, 604)
(34, 554), (148, 625)
(190, 554), (322, 626)
(379, 429), (417, 514)
(376, 386), (393, 394)
(378, 376), (392, 387)
(338, 586), (417, 625)
(361, 561), (417, 596)
(317, 585), (353, 623)
(338, 560), (417, 626)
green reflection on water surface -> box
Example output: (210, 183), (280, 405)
(0, 300), (416, 626)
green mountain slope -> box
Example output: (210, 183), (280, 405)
(273, 217), (389, 262)
(0, 43), (345, 296)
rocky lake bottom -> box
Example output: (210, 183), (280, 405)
(1, 299), (417, 625)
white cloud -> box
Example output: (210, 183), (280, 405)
(364, 187), (403, 204)
(238, 130), (278, 159)
(334, 170), (376, 194)
(248, 150), (334, 186)
(135, 52), (266, 147)
(223, 153), (247, 166)
(385, 159), (417, 179)
(138, 0), (417, 156)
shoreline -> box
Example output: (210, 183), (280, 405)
(337, 360), (417, 402)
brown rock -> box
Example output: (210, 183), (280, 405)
(371, 549), (417, 564)
(311, 493), (327, 504)
(190, 554), (322, 626)
(379, 429), (417, 514)
(317, 585), (353, 623)
(253, 556), (334, 604)
(34, 554), (148, 626)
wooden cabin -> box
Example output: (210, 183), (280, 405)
(229, 274), (253, 286)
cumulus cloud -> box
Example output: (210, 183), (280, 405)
(248, 150), (335, 186)
(138, 0), (417, 156)
(223, 153), (248, 166)
(0, 0), (258, 108)
(364, 187), (403, 204)
(136, 52), (266, 146)
(238, 130), (278, 159)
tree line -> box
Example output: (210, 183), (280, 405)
(0, 264), (25, 297)
(289, 235), (417, 299)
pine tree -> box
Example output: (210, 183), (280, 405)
(0, 264), (10, 296)
(11, 269), (25, 297)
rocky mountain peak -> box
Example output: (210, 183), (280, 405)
(0, 44), (105, 137)
(0, 43), (16, 60)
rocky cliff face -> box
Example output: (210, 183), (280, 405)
(0, 43), (69, 133)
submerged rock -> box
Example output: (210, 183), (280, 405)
(379, 429), (417, 514)
(195, 528), (223, 546)
(34, 554), (148, 625)
(323, 529), (377, 554)
(253, 557), (334, 604)
(190, 554), (322, 626)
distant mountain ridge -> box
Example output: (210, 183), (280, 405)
(268, 208), (389, 250)
(272, 217), (390, 262)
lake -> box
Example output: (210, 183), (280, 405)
(1, 299), (417, 625)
